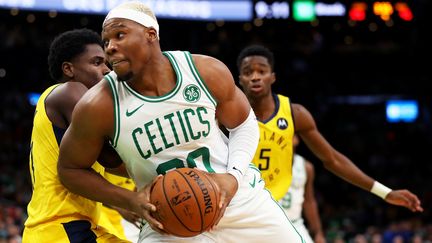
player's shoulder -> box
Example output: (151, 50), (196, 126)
(291, 102), (315, 125)
(189, 53), (234, 94)
(73, 78), (114, 131)
(49, 82), (87, 98)
(79, 77), (112, 105)
(188, 52), (224, 65)
(45, 82), (88, 110)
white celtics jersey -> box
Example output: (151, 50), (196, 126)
(279, 154), (307, 221)
(105, 51), (229, 189)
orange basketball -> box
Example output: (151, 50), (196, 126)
(150, 168), (220, 237)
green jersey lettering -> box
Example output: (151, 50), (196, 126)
(132, 127), (152, 159)
(144, 120), (162, 155)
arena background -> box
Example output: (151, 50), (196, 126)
(0, 0), (431, 242)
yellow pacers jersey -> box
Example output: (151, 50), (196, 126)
(25, 84), (105, 228)
(252, 94), (295, 201)
(99, 173), (136, 240)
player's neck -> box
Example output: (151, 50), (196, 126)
(250, 93), (275, 121)
(128, 53), (176, 97)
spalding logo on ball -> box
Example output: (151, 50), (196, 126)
(150, 168), (220, 237)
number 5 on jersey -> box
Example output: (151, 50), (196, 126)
(258, 148), (271, 170)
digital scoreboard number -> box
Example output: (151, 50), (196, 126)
(254, 1), (290, 19)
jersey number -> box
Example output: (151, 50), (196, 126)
(156, 147), (215, 175)
(280, 191), (292, 209)
(258, 148), (271, 170)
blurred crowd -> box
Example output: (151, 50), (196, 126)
(1, 4), (431, 242)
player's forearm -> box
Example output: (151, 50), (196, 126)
(58, 166), (135, 211)
(324, 152), (395, 201)
(226, 108), (259, 184)
(303, 201), (324, 236)
(323, 150), (375, 192)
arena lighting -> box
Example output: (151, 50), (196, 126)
(349, 2), (367, 21)
(386, 100), (418, 123)
(373, 1), (393, 21)
(395, 2), (413, 21)
(0, 0), (253, 21)
(27, 92), (41, 106)
(292, 0), (316, 22)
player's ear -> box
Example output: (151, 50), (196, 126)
(146, 27), (158, 42)
(271, 72), (276, 84)
(62, 62), (74, 79)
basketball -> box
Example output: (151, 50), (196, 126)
(150, 168), (220, 237)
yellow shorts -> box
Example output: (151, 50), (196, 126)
(23, 219), (131, 243)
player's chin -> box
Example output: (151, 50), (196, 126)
(115, 70), (133, 82)
(248, 89), (264, 97)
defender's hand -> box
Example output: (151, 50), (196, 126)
(385, 189), (423, 212)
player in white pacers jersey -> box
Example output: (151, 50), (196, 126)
(57, 1), (304, 243)
(280, 135), (326, 243)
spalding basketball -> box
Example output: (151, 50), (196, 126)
(150, 168), (220, 237)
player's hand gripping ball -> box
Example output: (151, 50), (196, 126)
(150, 168), (220, 237)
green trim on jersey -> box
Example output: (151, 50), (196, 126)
(184, 52), (217, 107)
(105, 74), (120, 148)
(122, 52), (183, 102)
(248, 163), (261, 174)
(267, 189), (306, 243)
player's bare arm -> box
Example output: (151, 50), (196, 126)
(293, 103), (422, 212)
(58, 82), (132, 203)
(192, 54), (258, 225)
(192, 54), (250, 128)
(293, 103), (374, 190)
(57, 81), (165, 232)
(45, 82), (88, 128)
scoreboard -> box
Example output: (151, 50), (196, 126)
(253, 1), (413, 22)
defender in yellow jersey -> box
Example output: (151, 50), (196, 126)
(23, 29), (130, 242)
(100, 173), (140, 242)
(253, 94), (295, 200)
(237, 44), (423, 212)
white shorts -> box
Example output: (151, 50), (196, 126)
(139, 166), (305, 243)
(292, 219), (313, 243)
(121, 219), (140, 243)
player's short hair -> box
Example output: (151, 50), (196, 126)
(48, 28), (103, 81)
(237, 45), (275, 72)
(103, 1), (159, 39)
(111, 1), (157, 21)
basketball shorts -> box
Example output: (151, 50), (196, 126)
(139, 165), (305, 243)
(292, 218), (314, 243)
(121, 218), (140, 242)
(23, 219), (131, 243)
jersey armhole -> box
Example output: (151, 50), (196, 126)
(104, 74), (120, 148)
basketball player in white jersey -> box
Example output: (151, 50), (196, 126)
(280, 135), (326, 243)
(57, 1), (304, 242)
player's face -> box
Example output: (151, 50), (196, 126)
(71, 44), (110, 89)
(238, 56), (275, 99)
(102, 19), (151, 81)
